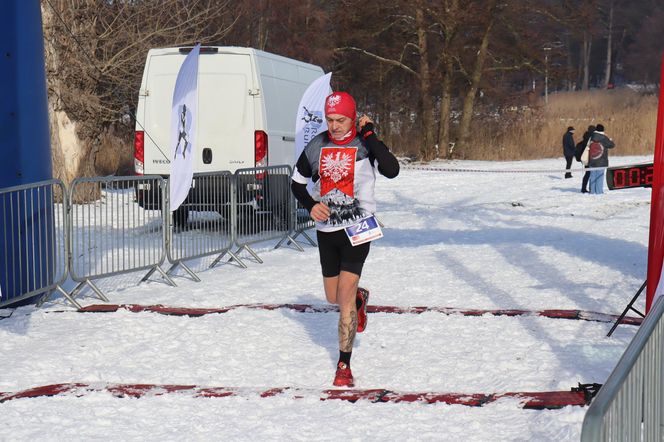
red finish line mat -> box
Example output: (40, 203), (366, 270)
(0, 382), (595, 409)
(72, 303), (642, 325)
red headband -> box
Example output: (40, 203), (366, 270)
(325, 92), (356, 120)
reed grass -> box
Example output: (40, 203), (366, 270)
(463, 89), (659, 161)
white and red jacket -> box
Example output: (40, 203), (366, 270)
(291, 128), (399, 232)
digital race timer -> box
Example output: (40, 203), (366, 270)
(606, 163), (654, 190)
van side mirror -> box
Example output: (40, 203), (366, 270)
(202, 148), (212, 164)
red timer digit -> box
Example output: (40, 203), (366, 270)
(606, 163), (654, 190)
(645, 165), (654, 186)
(612, 169), (627, 188)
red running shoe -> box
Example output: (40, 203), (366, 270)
(356, 287), (370, 333)
(333, 362), (354, 387)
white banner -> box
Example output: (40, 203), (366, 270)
(170, 44), (200, 211)
(295, 72), (331, 162)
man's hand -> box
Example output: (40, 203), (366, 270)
(359, 114), (375, 139)
(310, 202), (331, 222)
(358, 114), (373, 129)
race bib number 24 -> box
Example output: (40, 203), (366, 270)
(345, 215), (383, 246)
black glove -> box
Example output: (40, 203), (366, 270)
(360, 122), (375, 139)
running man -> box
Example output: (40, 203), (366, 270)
(291, 91), (399, 387)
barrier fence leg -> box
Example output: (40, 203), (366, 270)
(154, 265), (177, 286)
(275, 233), (305, 252)
(82, 280), (109, 303)
(209, 250), (247, 269)
(234, 245), (263, 264)
(139, 265), (177, 287)
(37, 285), (82, 310)
(53, 285), (82, 310)
(167, 261), (201, 282)
(288, 230), (316, 247)
(52, 280), (109, 309)
(300, 230), (317, 246)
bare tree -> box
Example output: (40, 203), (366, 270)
(231, 0), (334, 65)
(455, 0), (499, 151)
(415, 3), (436, 160)
(334, 0), (439, 159)
(428, 0), (461, 158)
(622, 3), (664, 84)
(42, 0), (238, 183)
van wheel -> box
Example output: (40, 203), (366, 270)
(172, 206), (189, 231)
(216, 204), (231, 221)
(236, 206), (259, 235)
(265, 174), (291, 231)
(271, 204), (292, 231)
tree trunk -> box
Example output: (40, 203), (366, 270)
(438, 0), (458, 159)
(457, 0), (496, 152)
(565, 34), (574, 91)
(582, 31), (592, 90)
(42, 2), (89, 186)
(439, 62), (452, 158)
(603, 0), (613, 88)
(416, 6), (435, 161)
(257, 0), (269, 50)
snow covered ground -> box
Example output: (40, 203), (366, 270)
(0, 156), (653, 441)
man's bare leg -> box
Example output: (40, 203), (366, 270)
(323, 271), (360, 352)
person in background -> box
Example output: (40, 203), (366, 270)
(587, 124), (615, 194)
(562, 126), (575, 178)
(291, 92), (400, 387)
(575, 125), (595, 193)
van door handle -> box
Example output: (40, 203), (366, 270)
(202, 148), (212, 164)
(282, 136), (295, 142)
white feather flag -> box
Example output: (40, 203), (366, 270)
(294, 72), (331, 162)
(170, 44), (200, 211)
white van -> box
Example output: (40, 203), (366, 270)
(132, 46), (324, 225)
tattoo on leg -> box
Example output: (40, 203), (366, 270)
(338, 310), (358, 352)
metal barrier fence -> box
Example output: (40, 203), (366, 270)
(166, 171), (239, 277)
(0, 180), (68, 308)
(230, 165), (301, 265)
(581, 295), (664, 441)
(0, 166), (317, 309)
(285, 201), (317, 248)
(67, 175), (173, 306)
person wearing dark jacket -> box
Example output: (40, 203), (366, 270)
(576, 125), (595, 193)
(291, 91), (399, 387)
(587, 124), (615, 194)
(562, 126), (575, 178)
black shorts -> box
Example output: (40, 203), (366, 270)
(316, 229), (371, 277)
